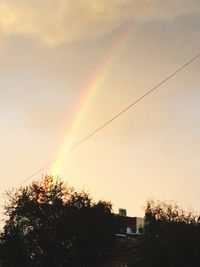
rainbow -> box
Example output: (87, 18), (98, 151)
(50, 23), (133, 175)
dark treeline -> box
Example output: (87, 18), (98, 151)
(138, 199), (200, 267)
(0, 176), (118, 267)
(0, 176), (200, 266)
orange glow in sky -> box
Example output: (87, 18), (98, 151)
(0, 1), (200, 220)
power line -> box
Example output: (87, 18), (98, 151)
(17, 53), (200, 186)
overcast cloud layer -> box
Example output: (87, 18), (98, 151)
(0, 0), (200, 46)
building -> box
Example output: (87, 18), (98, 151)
(98, 209), (144, 266)
(117, 209), (144, 236)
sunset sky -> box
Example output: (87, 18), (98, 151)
(0, 0), (200, 218)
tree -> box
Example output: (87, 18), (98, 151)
(140, 199), (200, 267)
(1, 176), (117, 267)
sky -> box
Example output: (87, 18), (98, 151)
(0, 0), (200, 220)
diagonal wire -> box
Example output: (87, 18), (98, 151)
(17, 53), (200, 186)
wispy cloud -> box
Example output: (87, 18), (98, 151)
(0, 0), (199, 46)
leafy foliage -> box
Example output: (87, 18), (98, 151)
(1, 176), (117, 267)
(140, 199), (200, 267)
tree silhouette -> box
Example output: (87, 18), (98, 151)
(1, 176), (117, 267)
(140, 199), (200, 267)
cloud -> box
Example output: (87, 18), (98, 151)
(0, 0), (199, 46)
